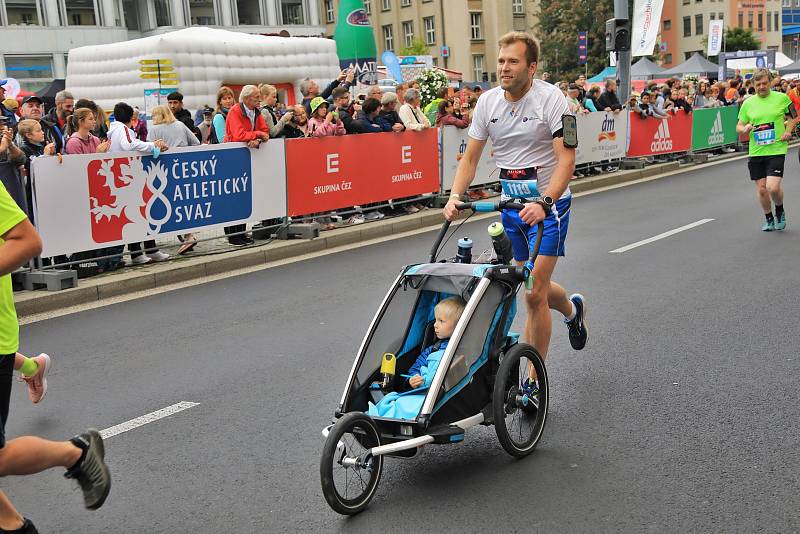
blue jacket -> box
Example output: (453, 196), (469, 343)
(407, 339), (449, 385)
(351, 110), (382, 134)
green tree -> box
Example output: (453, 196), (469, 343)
(722, 27), (761, 52)
(399, 38), (430, 56)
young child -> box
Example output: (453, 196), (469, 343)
(367, 296), (466, 420)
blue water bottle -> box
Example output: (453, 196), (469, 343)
(456, 238), (473, 264)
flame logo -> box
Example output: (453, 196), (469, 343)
(598, 131), (617, 142)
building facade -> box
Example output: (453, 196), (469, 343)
(782, 1), (800, 60)
(318, 0), (540, 83)
(660, 0), (783, 68)
(0, 0), (324, 91)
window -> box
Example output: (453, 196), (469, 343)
(5, 0), (40, 25)
(709, 13), (715, 20)
(748, 11), (753, 29)
(424, 16), (435, 45)
(470, 12), (483, 40)
(401, 0), (410, 6)
(281, 0), (304, 24)
(383, 24), (394, 51)
(737, 11), (743, 28)
(767, 10), (771, 31)
(512, 0), (523, 15)
(324, 0), (334, 23)
(364, 0), (371, 14)
(154, 0), (171, 26)
(718, 13), (723, 21)
(683, 16), (691, 36)
(122, 0), (139, 29)
(695, 14), (703, 34)
(663, 19), (671, 30)
(382, 0), (391, 11)
(664, 53), (672, 64)
(65, 0), (96, 25)
(472, 54), (485, 82)
(402, 20), (413, 47)
(757, 12), (763, 31)
(775, 12), (780, 30)
(3, 55), (53, 92)
(189, 0), (215, 25)
(237, 0), (261, 24)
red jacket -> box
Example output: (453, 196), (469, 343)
(225, 103), (268, 142)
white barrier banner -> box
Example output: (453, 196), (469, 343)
(440, 126), (498, 190)
(32, 142), (287, 257)
(575, 111), (628, 165)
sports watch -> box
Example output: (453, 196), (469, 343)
(533, 195), (553, 216)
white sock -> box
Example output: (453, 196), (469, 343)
(564, 300), (577, 322)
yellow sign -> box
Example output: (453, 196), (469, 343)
(139, 66), (175, 73)
(138, 59), (173, 65)
(160, 80), (180, 86)
(138, 73), (179, 80)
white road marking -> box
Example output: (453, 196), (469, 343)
(609, 219), (714, 254)
(100, 401), (200, 439)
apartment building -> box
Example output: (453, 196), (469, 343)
(319, 0), (539, 83)
(0, 0), (324, 91)
(660, 0), (783, 68)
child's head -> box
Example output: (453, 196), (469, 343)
(18, 119), (44, 144)
(433, 297), (467, 340)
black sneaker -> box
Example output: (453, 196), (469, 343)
(565, 293), (588, 350)
(3, 518), (40, 534)
(64, 429), (111, 510)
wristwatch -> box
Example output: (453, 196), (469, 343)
(534, 195), (553, 216)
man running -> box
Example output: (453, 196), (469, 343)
(0, 181), (110, 533)
(736, 69), (798, 231)
(443, 32), (587, 394)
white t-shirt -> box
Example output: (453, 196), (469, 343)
(469, 80), (571, 195)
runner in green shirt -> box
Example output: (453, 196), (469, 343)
(0, 182), (111, 532)
(736, 69), (798, 231)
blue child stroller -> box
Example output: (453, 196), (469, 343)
(320, 200), (549, 515)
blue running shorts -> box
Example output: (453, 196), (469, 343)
(501, 196), (572, 260)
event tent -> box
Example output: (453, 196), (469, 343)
(587, 66), (616, 83)
(779, 58), (800, 74)
(630, 57), (666, 80)
(659, 53), (719, 78)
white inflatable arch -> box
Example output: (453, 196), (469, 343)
(66, 27), (340, 113)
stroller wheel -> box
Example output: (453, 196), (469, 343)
(320, 412), (384, 515)
(492, 343), (549, 458)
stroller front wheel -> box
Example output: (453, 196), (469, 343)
(320, 412), (384, 515)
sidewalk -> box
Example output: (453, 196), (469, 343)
(12, 156), (721, 317)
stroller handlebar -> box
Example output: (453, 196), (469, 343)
(428, 200), (545, 265)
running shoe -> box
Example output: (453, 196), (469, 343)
(149, 251), (170, 262)
(21, 353), (51, 404)
(521, 377), (539, 397)
(762, 220), (775, 232)
(775, 212), (786, 231)
(565, 293), (588, 350)
(520, 377), (540, 412)
(65, 429), (111, 510)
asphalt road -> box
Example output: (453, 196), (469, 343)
(4, 152), (800, 533)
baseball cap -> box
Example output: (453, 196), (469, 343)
(22, 95), (43, 105)
(2, 98), (18, 110)
(0, 80), (6, 87)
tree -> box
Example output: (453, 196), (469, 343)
(399, 38), (430, 56)
(722, 27), (761, 53)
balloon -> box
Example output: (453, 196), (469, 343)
(2, 78), (20, 98)
(381, 51), (403, 82)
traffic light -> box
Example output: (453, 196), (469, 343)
(605, 18), (630, 52)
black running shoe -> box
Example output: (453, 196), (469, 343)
(565, 293), (588, 350)
(64, 429), (111, 510)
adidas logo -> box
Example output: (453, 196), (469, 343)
(650, 119), (673, 152)
(708, 111), (725, 145)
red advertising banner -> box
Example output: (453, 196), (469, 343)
(627, 111), (692, 157)
(285, 129), (440, 216)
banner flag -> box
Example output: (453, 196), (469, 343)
(631, 0), (665, 57)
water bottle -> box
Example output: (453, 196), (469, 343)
(488, 222), (514, 264)
(456, 237), (473, 264)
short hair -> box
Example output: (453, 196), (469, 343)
(363, 97), (381, 114)
(166, 91), (183, 102)
(437, 99), (450, 114)
(216, 86), (235, 111)
(75, 98), (98, 112)
(299, 78), (315, 97)
(605, 79), (616, 89)
(404, 88), (420, 103)
(113, 102), (134, 124)
(151, 104), (176, 125)
(497, 31), (540, 65)
(239, 85), (259, 102)
(381, 92), (398, 105)
(752, 68), (771, 82)
(435, 297), (466, 322)
(332, 86), (349, 99)
(17, 119), (40, 139)
(568, 83), (580, 91)
(55, 90), (73, 103)
(436, 87), (448, 99)
(259, 83), (277, 98)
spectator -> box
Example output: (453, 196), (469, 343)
(541, 71), (552, 84)
(0, 117), (29, 214)
(17, 119), (55, 220)
(196, 106), (215, 143)
(132, 106), (147, 142)
(398, 88), (431, 131)
(73, 99), (108, 141)
(259, 84), (293, 138)
(16, 96), (63, 154)
(557, 81), (568, 96)
(211, 86), (235, 144)
(584, 86), (601, 112)
(223, 85), (269, 245)
(307, 97), (345, 137)
(435, 99), (470, 128)
(472, 85), (483, 98)
(167, 91), (201, 141)
(693, 82), (708, 108)
(351, 97), (383, 134)
(789, 82), (800, 113)
(332, 86), (357, 134)
(705, 85), (722, 108)
(673, 89), (692, 114)
(282, 105), (310, 138)
(377, 92), (405, 132)
(423, 87), (448, 125)
(649, 88), (670, 118)
(566, 84), (589, 114)
(367, 85), (383, 101)
(45, 90), (73, 135)
(108, 102), (170, 264)
(396, 83), (408, 104)
(636, 91), (653, 119)
(598, 79), (623, 111)
(64, 108), (110, 155)
(0, 81), (17, 128)
(724, 79), (740, 104)
(301, 70), (354, 117)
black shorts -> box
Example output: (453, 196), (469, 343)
(748, 155), (785, 181)
(0, 354), (13, 449)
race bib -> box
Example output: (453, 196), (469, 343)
(500, 178), (540, 201)
(753, 123), (776, 146)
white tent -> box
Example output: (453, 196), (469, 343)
(66, 27), (341, 112)
(725, 52), (793, 70)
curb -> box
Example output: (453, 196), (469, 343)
(9, 156), (732, 317)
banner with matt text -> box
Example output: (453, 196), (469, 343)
(627, 111), (692, 157)
(32, 142), (287, 257)
(575, 111), (628, 165)
(691, 106), (739, 151)
(707, 19), (724, 57)
(285, 129), (440, 216)
(631, 0), (665, 57)
(440, 126), (497, 190)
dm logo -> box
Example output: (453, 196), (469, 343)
(598, 115), (617, 142)
(347, 9), (370, 26)
(88, 148), (252, 244)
